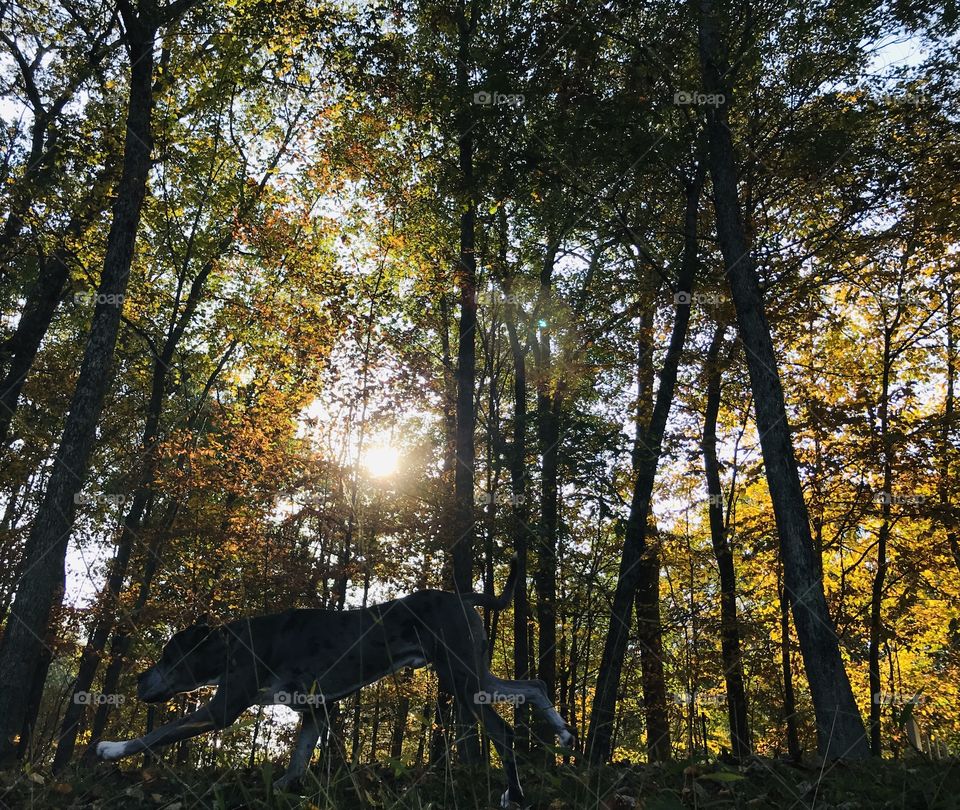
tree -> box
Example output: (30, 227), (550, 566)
(0, 0), (199, 763)
(697, 0), (869, 759)
(587, 165), (703, 765)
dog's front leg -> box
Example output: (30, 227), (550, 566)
(96, 704), (220, 761)
(97, 677), (254, 762)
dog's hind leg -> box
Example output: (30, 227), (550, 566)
(482, 674), (574, 746)
(476, 703), (525, 809)
(276, 710), (325, 790)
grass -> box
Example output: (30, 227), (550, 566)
(1, 755), (958, 809)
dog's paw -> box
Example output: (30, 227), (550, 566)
(558, 727), (576, 747)
(96, 741), (128, 761)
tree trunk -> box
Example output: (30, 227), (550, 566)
(450, 0), (480, 763)
(504, 281), (532, 752)
(702, 324), (751, 759)
(586, 170), (702, 764)
(15, 642), (53, 762)
(869, 324), (896, 754)
(697, 0), (869, 759)
(52, 486), (152, 770)
(0, 23), (158, 763)
(0, 253), (70, 447)
(633, 303), (671, 762)
(0, 164), (116, 450)
(939, 281), (960, 575)
(635, 544), (671, 761)
(390, 693), (409, 760)
(534, 243), (560, 751)
(778, 566), (802, 760)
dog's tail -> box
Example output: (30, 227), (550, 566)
(463, 555), (518, 611)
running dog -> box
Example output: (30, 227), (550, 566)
(96, 558), (573, 807)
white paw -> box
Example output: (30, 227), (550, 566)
(96, 741), (128, 761)
(558, 728), (575, 747)
(500, 789), (511, 809)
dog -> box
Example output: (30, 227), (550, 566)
(96, 557), (573, 807)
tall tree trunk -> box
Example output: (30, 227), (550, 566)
(504, 284), (532, 752)
(0, 20), (158, 763)
(451, 1), (477, 598)
(869, 324), (896, 755)
(702, 324), (750, 759)
(633, 303), (671, 762)
(697, 0), (869, 759)
(55, 235), (229, 768)
(586, 170), (702, 764)
(450, 0), (480, 763)
(534, 243), (560, 751)
(940, 281), (960, 575)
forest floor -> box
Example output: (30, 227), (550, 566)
(1, 756), (958, 809)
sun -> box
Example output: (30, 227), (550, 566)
(362, 444), (400, 478)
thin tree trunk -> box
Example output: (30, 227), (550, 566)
(0, 162), (116, 450)
(501, 212), (532, 752)
(0, 251), (70, 447)
(16, 641), (53, 762)
(450, 0), (480, 763)
(635, 544), (670, 761)
(390, 693), (409, 760)
(369, 685), (382, 763)
(586, 170), (702, 764)
(778, 565), (801, 760)
(697, 0), (869, 759)
(702, 324), (750, 759)
(0, 19), (159, 763)
(869, 323), (896, 755)
(633, 304), (671, 762)
(940, 282), (960, 575)
(534, 243), (560, 752)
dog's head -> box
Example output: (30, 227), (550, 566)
(137, 621), (227, 703)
